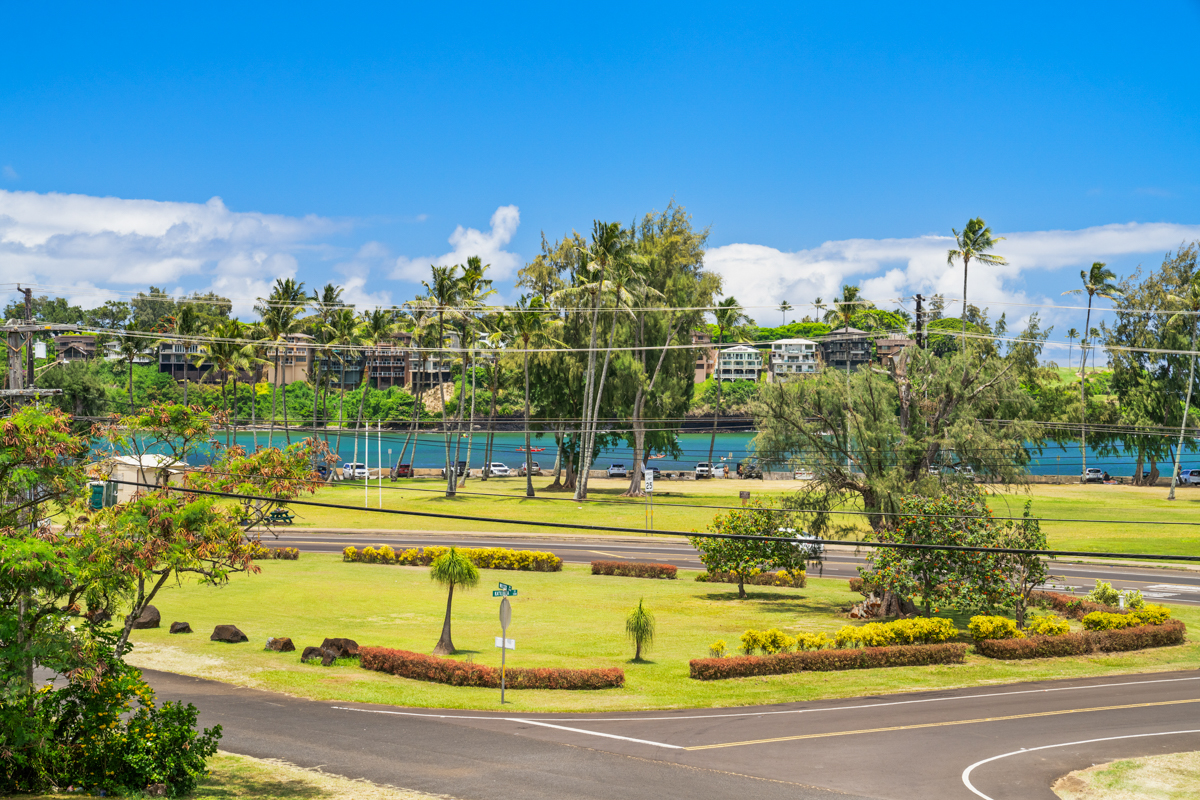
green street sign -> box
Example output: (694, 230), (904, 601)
(498, 582), (512, 590)
(492, 589), (518, 597)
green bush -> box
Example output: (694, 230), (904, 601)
(344, 544), (562, 572)
(968, 615), (1023, 642)
(1085, 579), (1143, 609)
(977, 620), (1186, 660)
(1025, 617), (1070, 636)
(835, 617), (958, 649)
(690, 643), (968, 680)
(1083, 611), (1143, 631)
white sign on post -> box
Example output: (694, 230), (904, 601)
(645, 472), (654, 492)
(495, 637), (516, 650)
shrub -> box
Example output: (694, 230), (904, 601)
(699, 569), (806, 588)
(689, 643), (968, 680)
(359, 646), (624, 689)
(976, 620), (1186, 659)
(740, 629), (763, 655)
(591, 561), (677, 580)
(1083, 611), (1143, 631)
(1134, 604), (1172, 626)
(250, 544), (300, 560)
(1085, 579), (1143, 610)
(760, 629), (796, 655)
(968, 616), (1023, 642)
(835, 617), (958, 649)
(273, 546), (299, 560)
(794, 632), (830, 651)
(1025, 617), (1070, 637)
(848, 576), (878, 596)
(1029, 591), (1119, 620)
(343, 545), (563, 572)
(709, 640), (727, 658)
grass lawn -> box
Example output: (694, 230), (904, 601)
(281, 478), (1200, 559)
(124, 554), (1200, 713)
(1053, 750), (1200, 800)
(0, 751), (439, 800)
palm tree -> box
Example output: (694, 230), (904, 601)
(255, 278), (307, 447)
(192, 319), (257, 446)
(1167, 275), (1200, 500)
(625, 598), (655, 662)
(508, 296), (561, 498)
(309, 283), (346, 442)
(421, 265), (463, 496)
(171, 302), (203, 405)
(350, 308), (396, 482)
(326, 307), (363, 464)
(1062, 262), (1121, 481)
(812, 297), (825, 322)
(430, 546), (479, 655)
(708, 296), (751, 468)
(114, 323), (149, 413)
(1066, 327), (1079, 370)
(947, 218), (1007, 339)
(778, 301), (793, 327)
(477, 318), (506, 481)
(454, 256), (495, 484)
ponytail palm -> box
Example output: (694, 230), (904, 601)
(430, 547), (480, 655)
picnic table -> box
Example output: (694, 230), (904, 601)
(268, 508), (295, 525)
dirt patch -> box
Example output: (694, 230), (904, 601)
(1053, 750), (1200, 799)
(125, 642), (266, 687)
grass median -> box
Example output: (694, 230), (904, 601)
(125, 554), (1200, 713)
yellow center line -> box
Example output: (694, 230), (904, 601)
(683, 698), (1200, 750)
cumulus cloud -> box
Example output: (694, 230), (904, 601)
(392, 205), (521, 282)
(704, 222), (1200, 324)
(0, 189), (339, 316)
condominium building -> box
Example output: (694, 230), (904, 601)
(157, 340), (211, 382)
(819, 327), (873, 372)
(875, 334), (916, 368)
(263, 333), (315, 384)
(767, 338), (818, 381)
(691, 329), (716, 383)
(53, 334), (97, 362)
(715, 344), (764, 382)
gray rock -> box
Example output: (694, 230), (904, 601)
(320, 637), (359, 658)
(210, 624), (248, 643)
(321, 649), (337, 667)
(265, 637), (295, 652)
(169, 621), (192, 634)
(129, 605), (160, 629)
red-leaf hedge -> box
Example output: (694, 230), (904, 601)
(975, 620), (1186, 660)
(689, 642), (967, 680)
(1030, 590), (1123, 620)
(359, 646), (625, 689)
(590, 561), (677, 579)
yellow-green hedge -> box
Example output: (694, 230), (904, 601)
(836, 617), (958, 648)
(968, 616), (1024, 642)
(343, 544), (562, 572)
(1025, 617), (1071, 636)
(1083, 604), (1172, 631)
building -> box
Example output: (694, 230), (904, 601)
(715, 344), (764, 382)
(691, 330), (716, 383)
(102, 454), (184, 503)
(158, 341), (212, 382)
(102, 340), (154, 365)
(263, 333), (315, 384)
(767, 338), (819, 381)
(819, 327), (873, 372)
(875, 334), (916, 368)
(53, 334), (96, 362)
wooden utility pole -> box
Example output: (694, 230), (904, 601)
(913, 294), (926, 350)
(21, 286), (34, 387)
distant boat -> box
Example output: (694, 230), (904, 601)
(647, 453), (666, 460)
(515, 446), (546, 453)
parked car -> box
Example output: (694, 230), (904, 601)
(789, 531), (826, 559)
(394, 463), (413, 478)
(1083, 467), (1104, 483)
(342, 462), (368, 479)
(1180, 469), (1200, 486)
(738, 459), (763, 479)
(518, 461), (541, 476)
(440, 461), (467, 478)
(642, 464), (661, 477)
(695, 462), (714, 478)
(608, 463), (628, 478)
(489, 462), (511, 477)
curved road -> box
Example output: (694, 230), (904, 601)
(265, 528), (1200, 606)
(144, 668), (1200, 800)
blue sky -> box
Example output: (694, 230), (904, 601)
(2, 2), (1199, 341)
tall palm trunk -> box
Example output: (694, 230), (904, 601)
(707, 326), (725, 468)
(437, 315), (455, 496)
(452, 338), (469, 485)
(482, 363), (499, 481)
(524, 349), (534, 497)
(579, 307), (619, 498)
(268, 345), (280, 448)
(1079, 298), (1094, 481)
(961, 255), (972, 338)
(575, 281), (605, 501)
(1169, 318), (1198, 500)
(433, 582), (456, 655)
(463, 354), (479, 483)
(221, 371), (230, 448)
(333, 357), (347, 464)
(626, 314), (680, 497)
(251, 378), (258, 451)
(127, 356), (135, 412)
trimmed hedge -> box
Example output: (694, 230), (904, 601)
(976, 620), (1186, 660)
(344, 545), (562, 572)
(1030, 590), (1121, 620)
(697, 569), (806, 587)
(835, 617), (958, 648)
(689, 643), (968, 680)
(250, 543), (300, 560)
(591, 561), (677, 579)
(359, 646), (624, 689)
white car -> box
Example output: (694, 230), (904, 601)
(1180, 469), (1200, 486)
(488, 462), (511, 477)
(608, 464), (628, 478)
(1083, 468), (1104, 483)
(342, 462), (368, 479)
(695, 462), (714, 478)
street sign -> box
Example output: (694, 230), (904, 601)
(645, 472), (654, 492)
(498, 582), (512, 590)
(492, 589), (518, 597)
(498, 595), (513, 705)
(494, 637), (516, 650)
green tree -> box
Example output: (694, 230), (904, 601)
(1066, 327), (1079, 368)
(429, 547), (480, 655)
(994, 501), (1050, 627)
(689, 502), (791, 598)
(947, 218), (1006, 339)
(37, 361), (108, 424)
(421, 264), (464, 496)
(1166, 274), (1200, 500)
(625, 599), (655, 661)
(778, 301), (792, 326)
(1062, 262), (1121, 481)
(453, 256), (495, 485)
(508, 296), (561, 497)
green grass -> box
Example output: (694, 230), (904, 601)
(1054, 750), (1200, 800)
(124, 554), (1200, 713)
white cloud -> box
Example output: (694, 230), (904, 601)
(332, 241), (393, 310)
(391, 205), (521, 282)
(0, 189), (338, 316)
(704, 222), (1200, 324)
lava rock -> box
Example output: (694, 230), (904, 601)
(129, 605), (160, 630)
(301, 646), (325, 663)
(169, 621), (192, 634)
(146, 783), (166, 798)
(321, 649), (337, 667)
(210, 624), (248, 643)
(265, 637), (295, 652)
(320, 637), (359, 658)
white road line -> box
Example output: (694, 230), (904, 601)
(1145, 583), (1200, 593)
(332, 676), (1200, 725)
(961, 729), (1200, 800)
(510, 718), (683, 749)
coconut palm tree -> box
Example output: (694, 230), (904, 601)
(707, 296), (752, 468)
(430, 546), (480, 655)
(508, 295), (562, 498)
(255, 278), (307, 447)
(114, 323), (149, 413)
(778, 301), (793, 327)
(325, 306), (363, 462)
(454, 256), (495, 484)
(625, 598), (655, 662)
(192, 319), (258, 446)
(947, 218), (1007, 339)
(1066, 327), (1079, 370)
(1167, 275), (1200, 500)
(1062, 262), (1121, 480)
(350, 307), (396, 481)
(421, 265), (464, 496)
(309, 283), (346, 441)
(171, 302), (203, 405)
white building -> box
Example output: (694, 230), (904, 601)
(715, 344), (763, 382)
(767, 338), (818, 381)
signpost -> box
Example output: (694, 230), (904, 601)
(644, 471), (654, 533)
(497, 587), (515, 704)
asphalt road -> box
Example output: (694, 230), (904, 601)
(142, 668), (1200, 800)
(264, 528), (1200, 606)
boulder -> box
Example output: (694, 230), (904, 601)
(320, 637), (359, 658)
(169, 621), (192, 634)
(129, 605), (160, 630)
(146, 784), (166, 798)
(301, 646), (325, 663)
(210, 624), (248, 643)
(321, 649), (337, 667)
(265, 637), (295, 652)
(86, 608), (112, 625)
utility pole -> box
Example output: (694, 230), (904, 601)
(913, 294), (926, 349)
(21, 286), (34, 388)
